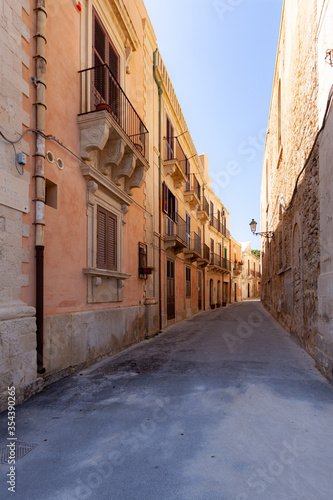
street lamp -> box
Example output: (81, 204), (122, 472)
(249, 219), (274, 239)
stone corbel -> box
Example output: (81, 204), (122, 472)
(125, 45), (133, 74)
(125, 164), (146, 196)
(121, 204), (129, 225)
(78, 113), (111, 160)
(112, 151), (137, 185)
(87, 180), (98, 206)
(100, 138), (125, 177)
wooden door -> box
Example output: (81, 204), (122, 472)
(198, 271), (202, 310)
(167, 259), (175, 320)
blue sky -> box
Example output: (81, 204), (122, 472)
(144, 0), (283, 249)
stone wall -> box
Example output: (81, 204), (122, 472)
(43, 306), (146, 380)
(261, 0), (325, 370)
(0, 0), (39, 412)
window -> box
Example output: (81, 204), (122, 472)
(185, 212), (191, 247)
(210, 238), (214, 263)
(163, 182), (178, 222)
(248, 259), (250, 276)
(93, 10), (120, 115)
(138, 242), (147, 278)
(186, 266), (191, 297)
(254, 262), (256, 276)
(166, 116), (174, 160)
(210, 201), (214, 221)
(97, 205), (117, 270)
(217, 243), (222, 266)
(217, 209), (221, 232)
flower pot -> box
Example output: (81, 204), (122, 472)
(222, 302), (227, 307)
(210, 304), (216, 309)
(140, 267), (154, 275)
(96, 103), (112, 113)
(216, 303), (221, 308)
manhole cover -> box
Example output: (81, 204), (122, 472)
(0, 441), (38, 464)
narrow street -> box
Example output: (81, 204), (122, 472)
(1, 300), (333, 500)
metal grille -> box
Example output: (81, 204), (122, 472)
(0, 441), (38, 464)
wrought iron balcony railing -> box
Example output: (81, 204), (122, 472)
(191, 232), (202, 254)
(209, 253), (231, 271)
(165, 136), (188, 175)
(222, 258), (232, 272)
(209, 215), (220, 231)
(185, 173), (201, 200)
(198, 195), (209, 216)
(79, 64), (149, 161)
(165, 213), (187, 243)
(221, 225), (230, 239)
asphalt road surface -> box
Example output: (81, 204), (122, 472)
(1, 300), (333, 500)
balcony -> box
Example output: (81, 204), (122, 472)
(197, 243), (210, 268)
(184, 231), (202, 262)
(78, 64), (149, 196)
(164, 214), (188, 254)
(208, 254), (232, 273)
(184, 173), (201, 210)
(163, 137), (188, 189)
(221, 225), (230, 239)
(209, 215), (220, 232)
(233, 263), (243, 276)
(197, 195), (209, 223)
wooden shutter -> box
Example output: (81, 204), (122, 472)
(108, 43), (119, 80)
(174, 197), (179, 224)
(97, 206), (107, 269)
(107, 212), (117, 270)
(166, 116), (174, 160)
(97, 206), (117, 271)
(162, 182), (169, 213)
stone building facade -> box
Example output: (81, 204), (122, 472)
(0, 0), (40, 409)
(0, 0), (242, 410)
(230, 237), (243, 303)
(260, 0), (333, 380)
(240, 242), (261, 300)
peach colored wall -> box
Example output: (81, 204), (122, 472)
(22, 1), (147, 315)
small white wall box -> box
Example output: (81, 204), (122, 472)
(17, 152), (27, 165)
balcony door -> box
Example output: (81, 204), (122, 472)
(93, 10), (120, 119)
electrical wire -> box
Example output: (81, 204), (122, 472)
(0, 127), (156, 219)
(0, 128), (89, 172)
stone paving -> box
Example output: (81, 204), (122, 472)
(1, 300), (333, 499)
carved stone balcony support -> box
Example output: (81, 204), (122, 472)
(78, 110), (149, 196)
(163, 159), (188, 189)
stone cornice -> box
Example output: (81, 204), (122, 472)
(80, 163), (133, 207)
(109, 0), (141, 51)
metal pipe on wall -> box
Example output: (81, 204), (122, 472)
(34, 0), (47, 374)
(153, 48), (163, 332)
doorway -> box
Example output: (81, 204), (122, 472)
(198, 271), (202, 310)
(167, 259), (175, 320)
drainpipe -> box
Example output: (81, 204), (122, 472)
(153, 49), (163, 331)
(34, 0), (47, 374)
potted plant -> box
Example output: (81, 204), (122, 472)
(140, 266), (154, 275)
(210, 303), (216, 309)
(216, 303), (221, 308)
(96, 102), (112, 113)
